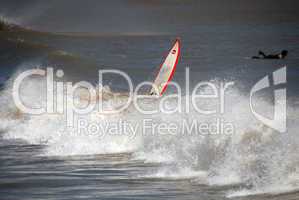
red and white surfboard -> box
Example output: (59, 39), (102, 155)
(150, 38), (181, 96)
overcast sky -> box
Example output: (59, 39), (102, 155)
(0, 0), (298, 33)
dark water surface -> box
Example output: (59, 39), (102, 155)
(0, 23), (299, 200)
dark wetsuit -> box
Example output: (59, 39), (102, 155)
(252, 50), (288, 59)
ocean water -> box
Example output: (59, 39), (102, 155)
(1, 22), (299, 200)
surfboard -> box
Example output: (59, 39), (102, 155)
(150, 38), (181, 96)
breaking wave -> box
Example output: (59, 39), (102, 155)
(0, 66), (299, 197)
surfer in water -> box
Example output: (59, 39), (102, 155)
(252, 50), (288, 59)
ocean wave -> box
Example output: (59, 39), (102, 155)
(1, 67), (299, 197)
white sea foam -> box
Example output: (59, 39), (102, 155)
(140, 166), (208, 180)
(1, 69), (299, 197)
